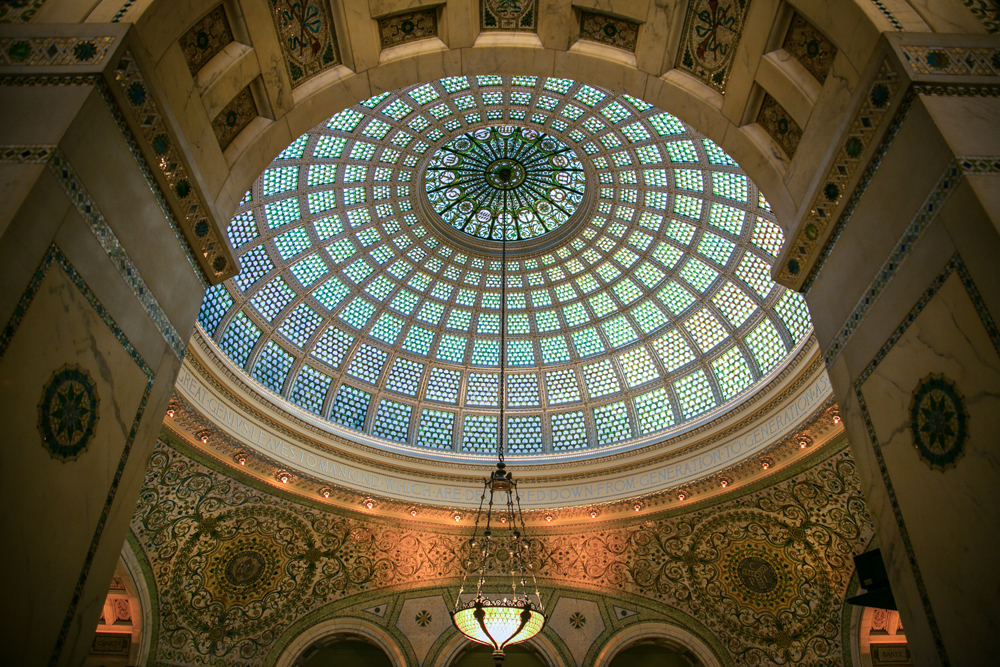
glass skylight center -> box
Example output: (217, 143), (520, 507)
(424, 126), (585, 242)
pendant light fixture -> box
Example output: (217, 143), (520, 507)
(450, 154), (546, 665)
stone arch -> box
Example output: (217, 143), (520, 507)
(273, 617), (408, 667)
(592, 622), (725, 667)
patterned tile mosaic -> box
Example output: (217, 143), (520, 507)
(0, 0), (45, 23)
(270, 0), (341, 86)
(777, 59), (901, 286)
(211, 86), (257, 150)
(579, 10), (640, 53)
(674, 0), (751, 93)
(481, 0), (537, 32)
(963, 0), (1000, 33)
(134, 435), (871, 666)
(113, 50), (232, 280)
(900, 44), (1000, 76)
(782, 13), (838, 83)
(178, 4), (234, 75)
(378, 9), (437, 49)
(0, 36), (116, 66)
(756, 93), (802, 158)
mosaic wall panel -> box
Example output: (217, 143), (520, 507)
(0, 0), (45, 23)
(675, 0), (751, 93)
(782, 13), (837, 83)
(270, 0), (342, 85)
(378, 9), (437, 50)
(212, 86), (257, 150)
(756, 93), (802, 158)
(133, 437), (871, 666)
(579, 10), (640, 53)
(481, 0), (537, 32)
(178, 4), (235, 75)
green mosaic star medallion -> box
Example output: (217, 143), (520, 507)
(909, 373), (968, 471)
(37, 364), (99, 461)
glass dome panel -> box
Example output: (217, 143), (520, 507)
(199, 75), (814, 457)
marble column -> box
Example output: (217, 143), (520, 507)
(778, 33), (1000, 667)
(0, 24), (231, 666)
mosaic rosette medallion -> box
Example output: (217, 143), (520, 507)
(37, 364), (99, 461)
(908, 373), (968, 471)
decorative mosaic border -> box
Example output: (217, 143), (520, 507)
(956, 155), (1000, 174)
(963, 0), (1000, 34)
(0, 245), (154, 667)
(823, 162), (963, 366)
(853, 254), (1000, 667)
(112, 49), (233, 281)
(0, 36), (116, 67)
(778, 59), (901, 286)
(45, 148), (187, 358)
(869, 0), (904, 31)
(93, 81), (209, 288)
(900, 44), (1000, 77)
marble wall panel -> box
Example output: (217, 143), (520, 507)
(0, 250), (154, 666)
(756, 92), (802, 158)
(378, 8), (438, 50)
(855, 265), (1000, 666)
(481, 0), (538, 32)
(578, 10), (640, 53)
(782, 13), (837, 83)
(674, 0), (752, 93)
(211, 85), (258, 150)
(178, 4), (235, 75)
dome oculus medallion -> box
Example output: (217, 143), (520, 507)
(424, 126), (585, 242)
(197, 75), (813, 459)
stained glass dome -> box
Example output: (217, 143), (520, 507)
(197, 75), (813, 458)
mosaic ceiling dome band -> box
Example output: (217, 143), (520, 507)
(198, 76), (813, 459)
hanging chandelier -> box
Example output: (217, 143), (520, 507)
(450, 146), (547, 664)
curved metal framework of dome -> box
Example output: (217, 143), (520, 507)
(197, 75), (813, 457)
(424, 126), (585, 241)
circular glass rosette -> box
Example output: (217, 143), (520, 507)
(423, 126), (585, 242)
